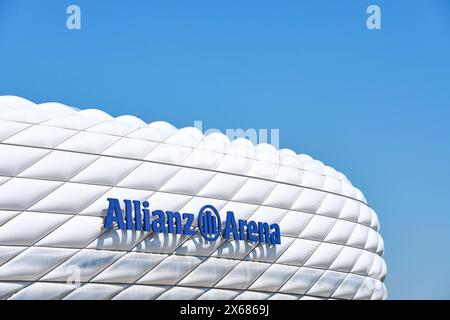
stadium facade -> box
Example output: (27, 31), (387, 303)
(0, 96), (387, 300)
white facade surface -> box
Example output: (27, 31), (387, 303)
(0, 95), (387, 300)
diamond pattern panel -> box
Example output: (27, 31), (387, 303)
(0, 96), (387, 300)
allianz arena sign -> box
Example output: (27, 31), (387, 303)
(105, 198), (281, 245)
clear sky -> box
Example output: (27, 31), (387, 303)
(0, 0), (449, 299)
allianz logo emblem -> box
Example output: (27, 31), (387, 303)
(104, 198), (281, 245)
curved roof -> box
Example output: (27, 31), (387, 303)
(0, 95), (370, 206)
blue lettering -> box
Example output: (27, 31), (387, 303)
(124, 199), (133, 230)
(247, 221), (259, 242)
(133, 200), (142, 230)
(103, 199), (281, 245)
(167, 211), (182, 234)
(183, 213), (195, 236)
(269, 223), (281, 244)
(238, 219), (247, 240)
(152, 210), (166, 233)
(258, 222), (270, 244)
(104, 198), (125, 229)
(223, 211), (238, 240)
(142, 201), (152, 232)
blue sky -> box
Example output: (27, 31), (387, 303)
(1, 0), (449, 299)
